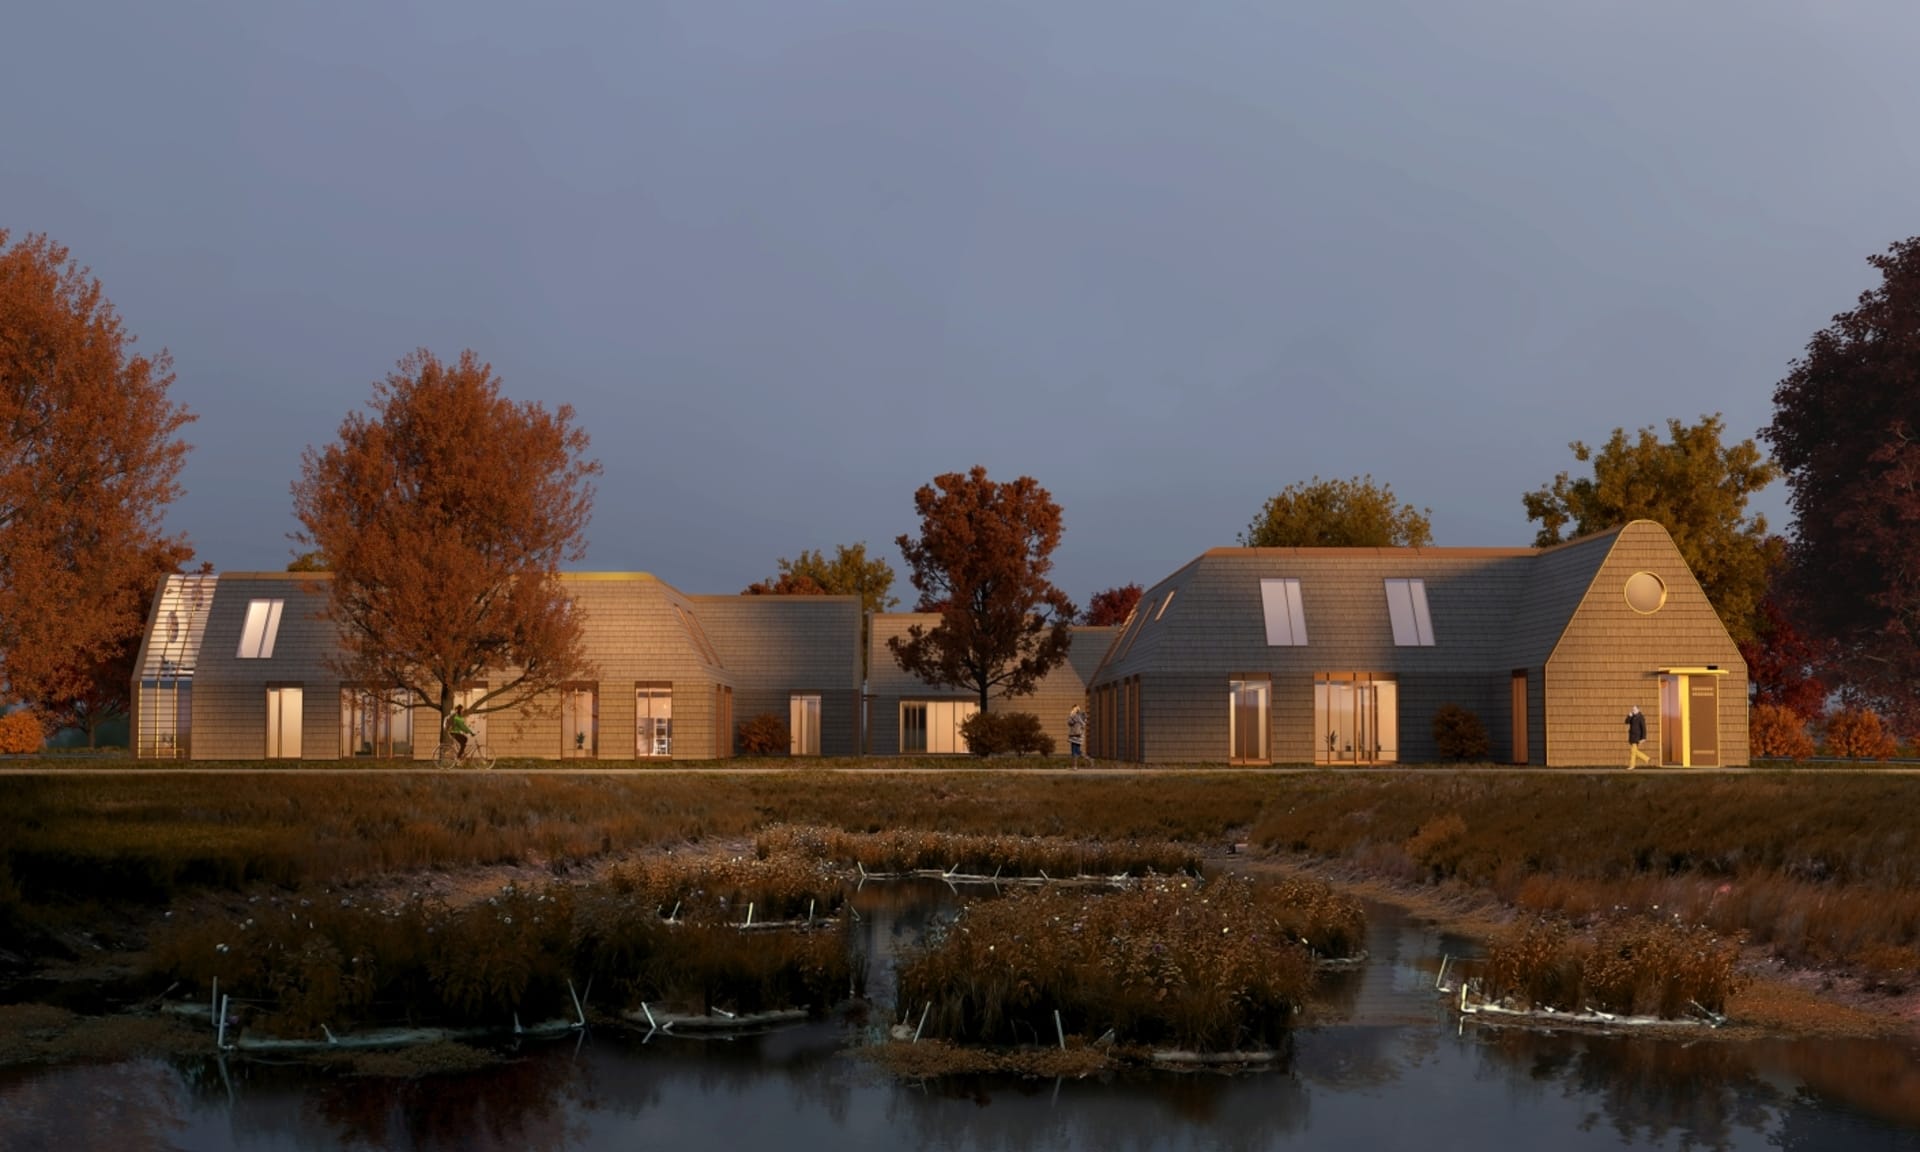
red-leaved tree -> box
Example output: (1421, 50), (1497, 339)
(1764, 237), (1920, 727)
(291, 350), (600, 731)
(889, 467), (1077, 710)
(0, 231), (196, 723)
(1083, 584), (1143, 627)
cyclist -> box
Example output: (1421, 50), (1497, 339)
(447, 705), (475, 759)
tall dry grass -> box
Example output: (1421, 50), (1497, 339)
(895, 873), (1359, 1053)
(755, 825), (1200, 878)
(10, 769), (1920, 980)
(149, 872), (856, 1037)
(1479, 915), (1747, 1017)
(1248, 773), (1920, 973)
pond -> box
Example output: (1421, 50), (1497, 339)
(3, 891), (1917, 1151)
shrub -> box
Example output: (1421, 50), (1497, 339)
(1750, 702), (1815, 760)
(736, 713), (790, 756)
(959, 711), (1055, 757)
(1430, 704), (1489, 761)
(1825, 706), (1898, 761)
(0, 710), (45, 755)
(1405, 813), (1469, 880)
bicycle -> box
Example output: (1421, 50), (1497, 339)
(434, 735), (495, 770)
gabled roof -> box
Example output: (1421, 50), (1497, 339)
(1091, 526), (1658, 683)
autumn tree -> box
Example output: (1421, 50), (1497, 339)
(744, 542), (898, 616)
(1522, 415), (1778, 644)
(1239, 475), (1433, 548)
(1083, 584), (1143, 627)
(1738, 588), (1828, 722)
(0, 231), (195, 718)
(889, 466), (1077, 710)
(34, 540), (197, 746)
(291, 349), (600, 731)
(1762, 237), (1920, 726)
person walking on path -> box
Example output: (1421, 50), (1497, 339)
(1067, 704), (1089, 769)
(1625, 705), (1650, 768)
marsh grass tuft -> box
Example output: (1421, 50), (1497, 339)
(896, 874), (1359, 1054)
(1480, 914), (1747, 1017)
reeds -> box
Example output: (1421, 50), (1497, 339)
(148, 876), (856, 1038)
(1247, 774), (1920, 972)
(755, 825), (1200, 878)
(1478, 914), (1747, 1017)
(895, 874), (1360, 1054)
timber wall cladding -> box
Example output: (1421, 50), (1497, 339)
(1543, 522), (1747, 766)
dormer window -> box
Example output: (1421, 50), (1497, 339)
(1384, 579), (1434, 646)
(237, 600), (285, 659)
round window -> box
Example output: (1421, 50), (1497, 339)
(1624, 571), (1667, 614)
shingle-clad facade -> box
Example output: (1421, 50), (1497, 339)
(1086, 521), (1747, 767)
(130, 572), (861, 761)
(864, 616), (1118, 754)
(131, 520), (1742, 765)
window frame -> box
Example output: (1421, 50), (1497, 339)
(1383, 578), (1435, 646)
(237, 599), (286, 659)
(1259, 579), (1308, 647)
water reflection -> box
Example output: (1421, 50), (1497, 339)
(4, 896), (1920, 1151)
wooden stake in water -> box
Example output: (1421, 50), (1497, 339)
(1054, 1009), (1066, 1051)
(912, 1002), (930, 1044)
(216, 994), (230, 1051)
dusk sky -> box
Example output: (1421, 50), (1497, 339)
(6, 2), (1916, 607)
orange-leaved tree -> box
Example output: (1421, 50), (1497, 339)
(291, 349), (600, 732)
(889, 466), (1077, 711)
(0, 231), (195, 722)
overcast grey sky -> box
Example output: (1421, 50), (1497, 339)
(5, 1), (1916, 605)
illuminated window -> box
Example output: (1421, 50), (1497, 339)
(900, 700), (977, 754)
(237, 600), (285, 658)
(1259, 579), (1308, 646)
(1383, 579), (1435, 646)
(1228, 678), (1270, 763)
(790, 694), (822, 756)
(636, 683), (672, 757)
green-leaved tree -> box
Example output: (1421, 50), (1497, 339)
(1522, 414), (1777, 644)
(1239, 475), (1433, 548)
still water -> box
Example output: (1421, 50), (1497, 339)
(3, 895), (1917, 1151)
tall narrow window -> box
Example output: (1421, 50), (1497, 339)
(901, 702), (928, 754)
(636, 683), (672, 757)
(1383, 579), (1435, 646)
(1228, 678), (1270, 763)
(138, 681), (192, 758)
(563, 685), (598, 758)
(237, 600), (285, 658)
(716, 685), (734, 758)
(1259, 580), (1308, 646)
(790, 694), (822, 756)
(267, 685), (303, 758)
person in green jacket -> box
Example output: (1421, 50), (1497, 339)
(448, 705), (475, 758)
